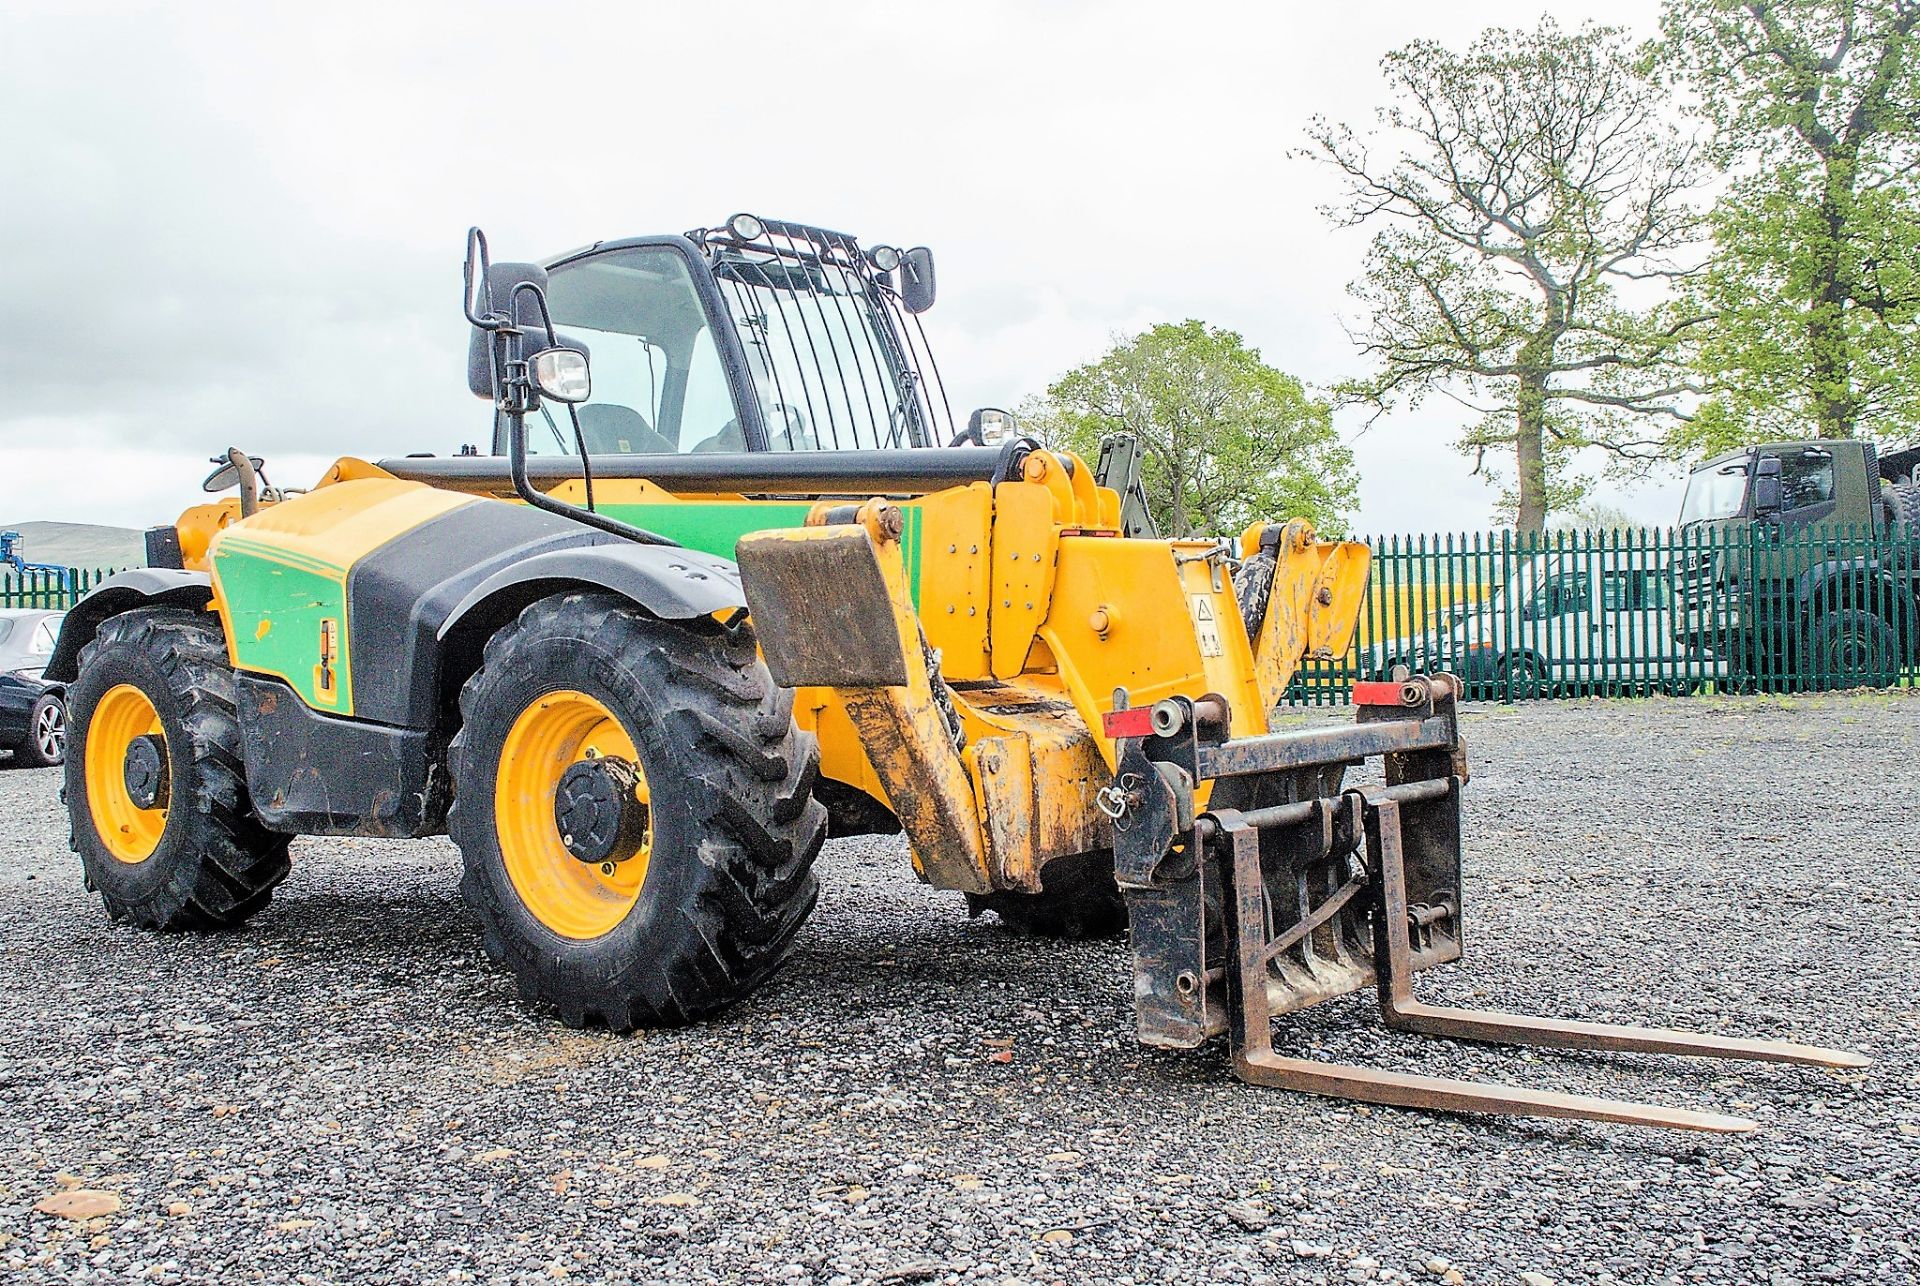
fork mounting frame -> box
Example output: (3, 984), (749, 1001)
(1111, 674), (1866, 1132)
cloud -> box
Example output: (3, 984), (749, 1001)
(0, 0), (1677, 532)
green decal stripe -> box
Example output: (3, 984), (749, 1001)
(598, 502), (816, 561)
(212, 546), (353, 713)
(215, 537), (344, 577)
(600, 502), (927, 604)
(903, 507), (923, 602)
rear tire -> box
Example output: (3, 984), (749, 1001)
(448, 592), (825, 1029)
(64, 608), (291, 929)
(1501, 653), (1549, 699)
(966, 849), (1128, 939)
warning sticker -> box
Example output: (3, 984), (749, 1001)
(1189, 593), (1224, 658)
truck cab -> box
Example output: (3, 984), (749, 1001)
(1678, 439), (1887, 536)
(1674, 438), (1920, 687)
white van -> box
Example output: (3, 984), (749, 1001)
(1442, 550), (1725, 694)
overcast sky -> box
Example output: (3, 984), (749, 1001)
(0, 0), (1682, 536)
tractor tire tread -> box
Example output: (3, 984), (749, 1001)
(1894, 481), (1920, 531)
(65, 607), (290, 931)
(448, 592), (825, 1031)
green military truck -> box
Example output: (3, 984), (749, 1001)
(1674, 439), (1920, 689)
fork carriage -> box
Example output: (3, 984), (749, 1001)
(1107, 672), (1864, 1132)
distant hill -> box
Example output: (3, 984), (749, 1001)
(1, 521), (145, 571)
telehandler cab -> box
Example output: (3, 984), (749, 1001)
(49, 214), (1864, 1132)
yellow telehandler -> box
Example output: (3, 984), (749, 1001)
(46, 215), (1863, 1132)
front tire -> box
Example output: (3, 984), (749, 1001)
(64, 608), (291, 929)
(448, 593), (825, 1030)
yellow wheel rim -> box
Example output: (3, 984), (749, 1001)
(495, 689), (652, 940)
(85, 683), (168, 864)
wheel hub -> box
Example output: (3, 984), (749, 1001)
(122, 734), (169, 810)
(554, 756), (649, 867)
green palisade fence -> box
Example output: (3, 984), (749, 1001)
(1289, 523), (1920, 704)
(0, 567), (118, 611)
(10, 527), (1920, 705)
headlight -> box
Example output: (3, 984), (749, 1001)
(868, 244), (902, 273)
(728, 212), (766, 241)
(968, 407), (1016, 445)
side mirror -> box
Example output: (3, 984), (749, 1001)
(899, 246), (935, 314)
(203, 454), (265, 494)
(530, 347), (591, 404)
(467, 261), (552, 398)
(1753, 456), (1783, 517)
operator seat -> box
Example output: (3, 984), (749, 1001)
(692, 419), (748, 453)
(577, 403), (674, 455)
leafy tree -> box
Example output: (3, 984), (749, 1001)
(1662, 0), (1920, 450)
(1308, 19), (1707, 534)
(1027, 320), (1357, 538)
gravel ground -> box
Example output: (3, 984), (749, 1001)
(1, 692), (1915, 1286)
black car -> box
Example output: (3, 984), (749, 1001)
(0, 669), (65, 767)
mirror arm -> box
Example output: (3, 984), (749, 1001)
(227, 447), (260, 518)
(509, 283), (600, 514)
(502, 415), (676, 546)
(461, 227), (494, 328)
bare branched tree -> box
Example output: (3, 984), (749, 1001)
(1307, 19), (1708, 532)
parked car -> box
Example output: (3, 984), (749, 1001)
(0, 609), (64, 677)
(1441, 551), (1725, 696)
(0, 610), (67, 766)
(0, 670), (65, 766)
